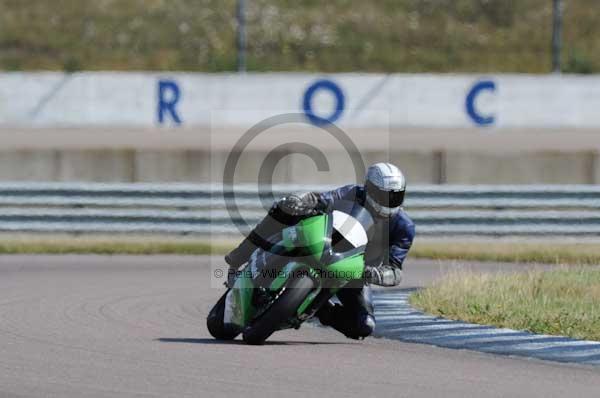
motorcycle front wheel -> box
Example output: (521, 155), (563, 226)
(207, 290), (240, 340)
(242, 276), (315, 345)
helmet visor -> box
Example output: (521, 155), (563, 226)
(366, 180), (405, 208)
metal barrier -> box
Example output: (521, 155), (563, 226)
(0, 182), (598, 236)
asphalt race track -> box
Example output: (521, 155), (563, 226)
(1, 255), (600, 398)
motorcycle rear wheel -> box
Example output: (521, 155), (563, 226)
(242, 276), (315, 345)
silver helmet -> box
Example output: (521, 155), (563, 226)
(364, 162), (406, 217)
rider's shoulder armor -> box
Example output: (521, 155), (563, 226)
(321, 184), (364, 206)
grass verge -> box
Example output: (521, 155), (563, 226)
(410, 268), (600, 341)
(1, 237), (600, 267)
(0, 236), (233, 255)
(409, 241), (600, 266)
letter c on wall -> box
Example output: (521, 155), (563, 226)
(466, 80), (496, 126)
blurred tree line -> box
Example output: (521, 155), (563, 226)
(0, 0), (597, 73)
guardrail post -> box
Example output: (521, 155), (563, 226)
(434, 151), (447, 184)
(592, 151), (600, 184)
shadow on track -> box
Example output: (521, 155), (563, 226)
(156, 338), (351, 346)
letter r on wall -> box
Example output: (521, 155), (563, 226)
(158, 80), (182, 125)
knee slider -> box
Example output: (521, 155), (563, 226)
(355, 314), (376, 338)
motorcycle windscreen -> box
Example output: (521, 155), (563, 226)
(331, 210), (369, 251)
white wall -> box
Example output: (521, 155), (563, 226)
(1, 72), (600, 128)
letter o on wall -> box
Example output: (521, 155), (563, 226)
(302, 79), (345, 126)
(465, 80), (496, 126)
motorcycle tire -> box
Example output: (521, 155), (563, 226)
(242, 276), (315, 345)
(207, 290), (240, 340)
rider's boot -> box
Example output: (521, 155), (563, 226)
(317, 301), (376, 340)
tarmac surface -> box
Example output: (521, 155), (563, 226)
(1, 255), (600, 398)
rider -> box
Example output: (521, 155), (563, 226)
(225, 162), (415, 340)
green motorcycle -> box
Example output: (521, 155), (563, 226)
(207, 200), (375, 345)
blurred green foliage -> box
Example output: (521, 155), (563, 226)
(0, 0), (597, 73)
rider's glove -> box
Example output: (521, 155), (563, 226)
(300, 192), (329, 212)
(278, 194), (308, 216)
(364, 265), (403, 287)
(278, 192), (324, 216)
